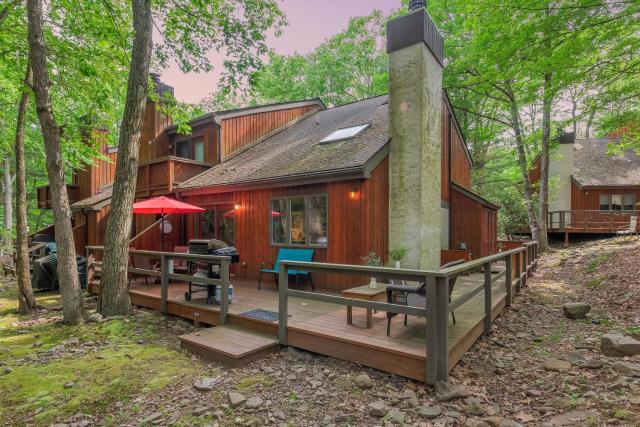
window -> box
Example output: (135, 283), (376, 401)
(198, 205), (235, 245)
(599, 194), (637, 211)
(270, 195), (328, 246)
(175, 137), (205, 162)
(623, 194), (636, 210)
(319, 124), (370, 144)
(611, 194), (623, 211)
(599, 194), (609, 210)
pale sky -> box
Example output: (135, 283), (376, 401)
(159, 0), (402, 103)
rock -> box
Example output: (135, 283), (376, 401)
(629, 395), (640, 405)
(611, 361), (640, 376)
(580, 358), (605, 369)
(141, 413), (163, 424)
(465, 420), (490, 427)
(87, 313), (103, 323)
(3, 368), (11, 374)
(543, 359), (572, 372)
(582, 391), (597, 398)
(566, 352), (586, 366)
(548, 397), (574, 410)
(526, 389), (542, 398)
(194, 377), (219, 391)
(434, 381), (470, 402)
(64, 381), (74, 389)
(368, 401), (388, 417)
(562, 302), (590, 319)
(65, 337), (80, 346)
(245, 396), (263, 409)
(192, 406), (209, 416)
(419, 405), (442, 419)
(385, 408), (405, 425)
(463, 398), (486, 416)
(482, 417), (505, 427)
(401, 389), (419, 407)
(354, 373), (373, 389)
(600, 334), (640, 357)
(228, 392), (246, 408)
(546, 409), (599, 426)
(498, 421), (523, 427)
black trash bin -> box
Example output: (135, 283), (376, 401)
(31, 253), (88, 291)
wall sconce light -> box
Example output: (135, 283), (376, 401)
(234, 203), (241, 210)
(349, 189), (358, 199)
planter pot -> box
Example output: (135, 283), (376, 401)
(369, 277), (377, 289)
(394, 260), (401, 269)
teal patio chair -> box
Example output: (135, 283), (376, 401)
(258, 248), (315, 291)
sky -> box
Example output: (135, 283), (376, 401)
(159, 0), (402, 104)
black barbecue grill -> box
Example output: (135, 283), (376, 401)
(185, 239), (239, 303)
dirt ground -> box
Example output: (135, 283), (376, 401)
(0, 236), (639, 426)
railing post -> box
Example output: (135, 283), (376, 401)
(278, 262), (289, 346)
(505, 253), (513, 307)
(219, 259), (230, 325)
(426, 275), (449, 385)
(515, 251), (521, 294)
(483, 261), (492, 335)
(160, 254), (168, 314)
(525, 245), (530, 279)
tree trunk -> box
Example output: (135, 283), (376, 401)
(99, 0), (153, 316)
(585, 108), (596, 139)
(538, 72), (552, 252)
(16, 65), (36, 314)
(27, 0), (84, 324)
(3, 156), (13, 247)
(506, 86), (540, 243)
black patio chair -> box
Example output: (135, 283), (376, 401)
(386, 259), (466, 336)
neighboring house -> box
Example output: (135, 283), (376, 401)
(36, 7), (499, 290)
(530, 133), (640, 241)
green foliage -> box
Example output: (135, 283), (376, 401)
(362, 251), (382, 267)
(389, 246), (408, 262)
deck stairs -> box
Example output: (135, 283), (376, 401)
(179, 324), (279, 367)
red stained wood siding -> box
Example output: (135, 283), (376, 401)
(75, 129), (117, 201)
(570, 180), (640, 210)
(441, 97), (473, 203)
(450, 186), (498, 259)
(219, 105), (319, 160)
(180, 158), (389, 292)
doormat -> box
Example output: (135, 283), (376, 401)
(239, 309), (279, 322)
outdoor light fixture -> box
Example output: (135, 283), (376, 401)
(234, 203), (241, 210)
(349, 189), (358, 199)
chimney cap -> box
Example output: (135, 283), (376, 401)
(557, 132), (575, 144)
(408, 0), (426, 12)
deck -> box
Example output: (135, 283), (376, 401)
(89, 268), (515, 381)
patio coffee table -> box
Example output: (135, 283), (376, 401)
(342, 284), (387, 329)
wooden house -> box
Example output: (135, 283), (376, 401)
(36, 9), (499, 291)
(530, 133), (640, 241)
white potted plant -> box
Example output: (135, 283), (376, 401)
(389, 246), (408, 269)
(362, 251), (382, 289)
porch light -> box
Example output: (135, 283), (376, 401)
(234, 203), (241, 210)
(349, 189), (358, 199)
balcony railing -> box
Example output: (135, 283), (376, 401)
(135, 156), (212, 197)
(549, 210), (639, 233)
(36, 184), (80, 209)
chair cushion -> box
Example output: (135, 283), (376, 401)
(272, 248), (315, 273)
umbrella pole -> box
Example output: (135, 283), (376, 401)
(161, 213), (166, 253)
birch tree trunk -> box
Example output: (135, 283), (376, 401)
(27, 0), (84, 324)
(16, 65), (36, 314)
(3, 156), (12, 238)
(99, 0), (153, 316)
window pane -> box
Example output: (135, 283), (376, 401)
(623, 194), (636, 210)
(599, 194), (610, 210)
(290, 198), (306, 245)
(193, 140), (205, 162)
(271, 199), (287, 244)
(176, 140), (190, 159)
(309, 196), (328, 245)
(201, 210), (216, 239)
(611, 194), (623, 211)
(218, 206), (235, 245)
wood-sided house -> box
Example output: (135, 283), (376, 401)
(36, 8), (499, 291)
(530, 132), (640, 241)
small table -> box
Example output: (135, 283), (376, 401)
(342, 284), (388, 329)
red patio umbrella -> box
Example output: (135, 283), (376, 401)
(132, 196), (205, 252)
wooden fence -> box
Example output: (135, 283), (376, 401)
(277, 241), (539, 384)
(549, 210), (639, 232)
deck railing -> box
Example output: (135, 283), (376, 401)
(549, 210), (639, 232)
(277, 241), (539, 385)
(85, 246), (231, 324)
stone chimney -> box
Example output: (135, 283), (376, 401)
(387, 2), (444, 270)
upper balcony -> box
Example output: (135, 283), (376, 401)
(136, 156), (212, 198)
(36, 184), (80, 209)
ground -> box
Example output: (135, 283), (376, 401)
(0, 237), (639, 426)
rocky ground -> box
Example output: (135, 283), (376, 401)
(0, 237), (639, 426)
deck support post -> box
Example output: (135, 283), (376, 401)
(524, 246), (530, 279)
(515, 252), (521, 294)
(505, 254), (513, 307)
(426, 276), (449, 384)
(219, 259), (230, 325)
(278, 262), (289, 346)
(483, 261), (492, 335)
(160, 254), (168, 314)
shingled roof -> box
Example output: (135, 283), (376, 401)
(71, 185), (112, 211)
(573, 138), (640, 187)
(178, 95), (390, 191)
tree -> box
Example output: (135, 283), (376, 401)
(99, 0), (285, 316)
(27, 0), (84, 324)
(15, 64), (36, 314)
(99, 0), (153, 316)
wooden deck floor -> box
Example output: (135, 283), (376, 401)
(89, 268), (514, 381)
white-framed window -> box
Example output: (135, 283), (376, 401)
(270, 195), (328, 247)
(599, 194), (637, 211)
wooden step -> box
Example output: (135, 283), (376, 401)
(179, 325), (279, 368)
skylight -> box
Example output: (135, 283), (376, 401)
(319, 124), (370, 144)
